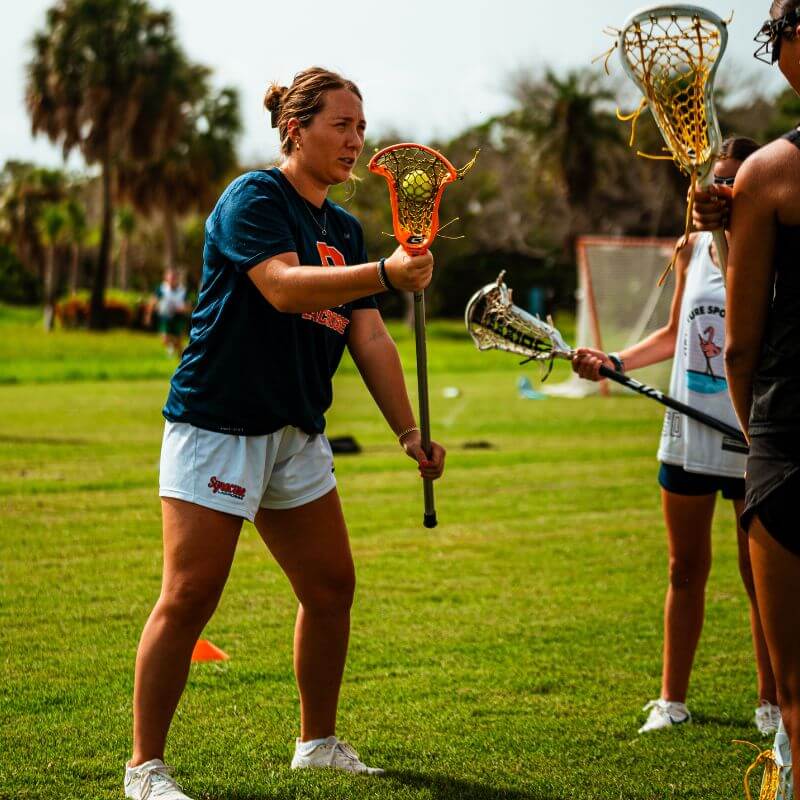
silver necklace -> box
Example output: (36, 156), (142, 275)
(302, 198), (327, 237)
(279, 168), (328, 237)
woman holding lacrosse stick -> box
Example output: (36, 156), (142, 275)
(124, 67), (445, 800)
(573, 139), (780, 737)
(695, 2), (800, 792)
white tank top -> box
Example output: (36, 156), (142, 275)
(156, 282), (186, 317)
(657, 232), (747, 477)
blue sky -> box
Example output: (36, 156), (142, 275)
(1, 0), (782, 169)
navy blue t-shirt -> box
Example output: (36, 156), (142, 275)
(163, 168), (378, 435)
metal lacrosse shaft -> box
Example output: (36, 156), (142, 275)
(413, 289), (437, 528)
(545, 348), (745, 445)
(466, 275), (745, 448)
(369, 142), (478, 529)
(596, 363), (746, 446)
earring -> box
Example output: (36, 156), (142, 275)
(294, 139), (301, 150)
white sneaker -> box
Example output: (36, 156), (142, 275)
(755, 701), (781, 736)
(291, 736), (385, 775)
(638, 699), (691, 734)
(124, 759), (194, 800)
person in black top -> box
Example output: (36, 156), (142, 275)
(124, 67), (446, 800)
(696, 2), (800, 794)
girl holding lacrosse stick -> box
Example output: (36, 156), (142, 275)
(573, 139), (780, 736)
(124, 67), (445, 800)
(696, 2), (800, 792)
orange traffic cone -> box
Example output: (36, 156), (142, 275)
(191, 639), (229, 663)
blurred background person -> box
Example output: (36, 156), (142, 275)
(145, 268), (190, 357)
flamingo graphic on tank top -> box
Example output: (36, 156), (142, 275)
(698, 326), (722, 381)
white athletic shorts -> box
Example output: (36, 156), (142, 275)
(159, 421), (337, 521)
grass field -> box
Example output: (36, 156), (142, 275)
(0, 305), (763, 800)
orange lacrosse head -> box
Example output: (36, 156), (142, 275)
(368, 143), (476, 254)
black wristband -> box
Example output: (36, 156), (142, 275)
(609, 353), (625, 373)
(378, 257), (395, 292)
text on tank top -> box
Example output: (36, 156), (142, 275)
(657, 231), (747, 476)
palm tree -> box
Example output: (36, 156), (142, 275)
(64, 196), (87, 294)
(511, 69), (620, 203)
(119, 83), (241, 269)
(26, 0), (199, 329)
(0, 162), (66, 283)
(38, 202), (68, 330)
(115, 207), (136, 290)
(508, 68), (624, 254)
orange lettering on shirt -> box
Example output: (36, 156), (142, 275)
(302, 309), (350, 335)
(317, 242), (346, 267)
(304, 244), (350, 335)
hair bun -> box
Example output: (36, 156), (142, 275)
(264, 83), (288, 128)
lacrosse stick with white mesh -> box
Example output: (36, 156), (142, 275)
(369, 143), (477, 529)
(465, 272), (747, 446)
(612, 5), (729, 283)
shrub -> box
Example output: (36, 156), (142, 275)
(55, 289), (148, 329)
(0, 246), (41, 305)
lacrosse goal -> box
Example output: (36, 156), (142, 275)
(545, 235), (676, 398)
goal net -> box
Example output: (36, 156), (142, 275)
(545, 236), (676, 398)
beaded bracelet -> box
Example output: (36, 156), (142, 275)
(397, 426), (420, 443)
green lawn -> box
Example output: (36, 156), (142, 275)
(0, 306), (761, 799)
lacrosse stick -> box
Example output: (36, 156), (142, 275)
(735, 741), (781, 800)
(465, 272), (747, 447)
(614, 5), (729, 283)
(369, 143), (477, 528)
(735, 717), (793, 800)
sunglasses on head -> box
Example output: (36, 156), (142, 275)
(713, 175), (736, 187)
(754, 10), (799, 64)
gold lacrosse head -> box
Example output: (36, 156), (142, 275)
(368, 143), (477, 254)
(618, 5), (728, 181)
(734, 740), (783, 800)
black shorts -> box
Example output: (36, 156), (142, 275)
(658, 462), (745, 500)
(741, 432), (800, 557)
(158, 313), (186, 336)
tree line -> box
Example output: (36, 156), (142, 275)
(2, 0), (240, 329)
(2, 0), (798, 328)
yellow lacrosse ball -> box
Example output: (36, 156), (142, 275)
(401, 169), (434, 200)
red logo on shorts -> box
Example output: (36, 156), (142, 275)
(208, 476), (247, 500)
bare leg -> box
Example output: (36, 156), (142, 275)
(733, 499), (778, 705)
(168, 334), (183, 355)
(749, 518), (800, 799)
(131, 499), (242, 765)
(163, 334), (180, 356)
(255, 489), (354, 742)
(660, 490), (715, 703)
